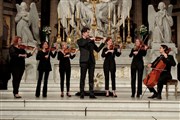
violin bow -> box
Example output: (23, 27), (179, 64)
(47, 36), (55, 57)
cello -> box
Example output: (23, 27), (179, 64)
(143, 48), (171, 88)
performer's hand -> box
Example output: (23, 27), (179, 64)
(90, 37), (95, 41)
(65, 54), (70, 57)
(45, 55), (48, 59)
(133, 51), (138, 55)
(144, 45), (148, 50)
(147, 64), (152, 68)
(109, 50), (114, 53)
(102, 37), (106, 43)
(163, 53), (168, 58)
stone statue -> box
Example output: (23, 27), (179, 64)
(15, 2), (40, 46)
(57, 0), (132, 37)
(148, 2), (173, 43)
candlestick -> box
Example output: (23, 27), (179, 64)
(113, 7), (116, 26)
(77, 7), (80, 18)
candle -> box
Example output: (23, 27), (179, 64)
(68, 8), (71, 18)
(118, 5), (120, 18)
(128, 7), (130, 18)
(72, 15), (74, 27)
(122, 15), (125, 27)
(77, 7), (79, 18)
(113, 7), (116, 26)
(108, 5), (111, 18)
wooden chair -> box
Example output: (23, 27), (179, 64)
(165, 79), (178, 99)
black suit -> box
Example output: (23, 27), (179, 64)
(57, 51), (75, 92)
(9, 45), (32, 95)
(77, 38), (105, 96)
(129, 48), (147, 96)
(101, 48), (121, 90)
(35, 50), (57, 97)
(148, 55), (176, 96)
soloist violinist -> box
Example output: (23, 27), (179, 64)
(129, 38), (148, 98)
(147, 45), (176, 99)
(9, 36), (36, 98)
(101, 37), (122, 97)
(35, 41), (57, 98)
(57, 42), (77, 97)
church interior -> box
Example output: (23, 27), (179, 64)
(0, 0), (180, 120)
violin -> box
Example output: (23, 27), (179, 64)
(45, 47), (57, 52)
(18, 45), (35, 50)
(143, 48), (171, 88)
(63, 48), (76, 54)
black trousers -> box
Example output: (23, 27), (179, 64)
(11, 67), (24, 95)
(103, 64), (116, 90)
(59, 67), (71, 92)
(131, 62), (144, 96)
(35, 70), (50, 97)
(148, 72), (172, 96)
(80, 63), (95, 96)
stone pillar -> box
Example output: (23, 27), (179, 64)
(0, 0), (3, 56)
(133, 0), (142, 27)
(50, 0), (58, 38)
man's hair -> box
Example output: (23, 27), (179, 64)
(81, 27), (90, 34)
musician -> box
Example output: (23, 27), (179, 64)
(77, 27), (105, 99)
(147, 45), (176, 99)
(129, 38), (148, 98)
(9, 36), (36, 98)
(57, 42), (76, 97)
(101, 38), (121, 97)
(35, 41), (57, 97)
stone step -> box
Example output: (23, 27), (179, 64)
(1, 107), (179, 119)
(1, 99), (179, 109)
(1, 115), (179, 120)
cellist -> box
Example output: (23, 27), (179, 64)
(147, 45), (176, 99)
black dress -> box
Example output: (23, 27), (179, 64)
(35, 50), (57, 97)
(57, 51), (75, 92)
(101, 48), (121, 91)
(129, 48), (147, 97)
(9, 45), (32, 95)
(148, 55), (176, 97)
(77, 38), (105, 96)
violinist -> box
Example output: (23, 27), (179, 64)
(57, 42), (77, 97)
(35, 41), (57, 98)
(9, 36), (36, 98)
(77, 27), (106, 99)
(101, 37), (121, 97)
(129, 38), (148, 98)
(147, 45), (176, 99)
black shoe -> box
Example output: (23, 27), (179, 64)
(136, 94), (140, 98)
(14, 94), (22, 99)
(89, 95), (97, 99)
(131, 95), (135, 98)
(66, 93), (71, 97)
(148, 94), (157, 99)
(157, 95), (162, 99)
(80, 95), (84, 99)
(61, 93), (64, 97)
(43, 95), (47, 97)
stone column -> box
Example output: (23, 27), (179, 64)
(50, 0), (58, 38)
(133, 0), (142, 27)
(0, 0), (3, 56)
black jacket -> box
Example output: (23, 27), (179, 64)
(151, 55), (176, 75)
(36, 50), (57, 71)
(77, 38), (105, 64)
(9, 45), (32, 69)
(101, 47), (121, 71)
(129, 48), (147, 64)
(57, 51), (75, 68)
